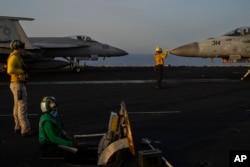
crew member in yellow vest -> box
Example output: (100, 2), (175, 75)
(154, 46), (169, 89)
(7, 40), (36, 137)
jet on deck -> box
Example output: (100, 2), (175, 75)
(0, 16), (128, 72)
(170, 27), (250, 79)
(171, 27), (250, 61)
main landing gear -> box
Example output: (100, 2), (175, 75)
(66, 57), (81, 72)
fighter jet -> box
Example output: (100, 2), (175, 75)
(0, 16), (128, 72)
(170, 27), (250, 79)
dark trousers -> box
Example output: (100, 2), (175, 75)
(40, 143), (97, 165)
(155, 65), (164, 88)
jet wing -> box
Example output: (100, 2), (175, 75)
(0, 16), (34, 21)
(31, 42), (89, 49)
(29, 37), (90, 49)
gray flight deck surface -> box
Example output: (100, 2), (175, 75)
(0, 66), (250, 167)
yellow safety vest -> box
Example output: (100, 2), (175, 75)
(7, 50), (27, 82)
(154, 53), (167, 65)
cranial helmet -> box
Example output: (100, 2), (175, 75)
(155, 46), (162, 52)
(10, 40), (25, 50)
(41, 96), (57, 113)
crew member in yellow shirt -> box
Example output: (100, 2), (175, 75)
(7, 40), (36, 137)
(154, 46), (169, 89)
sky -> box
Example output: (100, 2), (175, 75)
(1, 0), (249, 54)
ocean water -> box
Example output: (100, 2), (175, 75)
(80, 54), (250, 67)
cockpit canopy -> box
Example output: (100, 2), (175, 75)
(68, 35), (97, 42)
(224, 27), (250, 36)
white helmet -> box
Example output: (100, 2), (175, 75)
(155, 46), (162, 52)
(41, 96), (57, 113)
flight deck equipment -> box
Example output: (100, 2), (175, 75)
(97, 101), (135, 165)
(73, 101), (136, 166)
(141, 138), (173, 167)
(138, 149), (162, 167)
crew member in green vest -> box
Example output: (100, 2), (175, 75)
(39, 96), (97, 164)
(39, 96), (76, 156)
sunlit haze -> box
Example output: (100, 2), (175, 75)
(1, 0), (249, 54)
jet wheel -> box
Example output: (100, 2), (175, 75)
(74, 67), (81, 73)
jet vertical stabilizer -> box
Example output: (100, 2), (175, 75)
(0, 16), (33, 49)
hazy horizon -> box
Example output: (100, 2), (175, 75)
(1, 0), (249, 54)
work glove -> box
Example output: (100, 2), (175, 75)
(165, 49), (169, 54)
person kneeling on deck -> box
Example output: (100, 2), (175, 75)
(38, 96), (96, 164)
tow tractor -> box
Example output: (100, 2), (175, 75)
(39, 101), (173, 167)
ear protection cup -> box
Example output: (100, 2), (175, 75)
(10, 40), (17, 50)
(10, 40), (25, 50)
(41, 96), (57, 113)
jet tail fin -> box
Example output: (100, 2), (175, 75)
(0, 16), (34, 49)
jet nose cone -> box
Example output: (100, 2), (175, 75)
(98, 45), (128, 57)
(111, 47), (128, 56)
(170, 42), (199, 57)
(116, 48), (128, 56)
